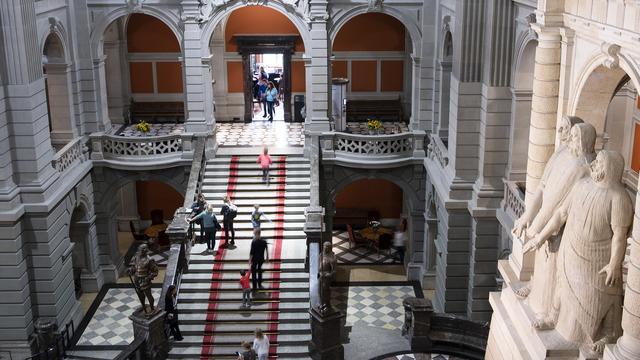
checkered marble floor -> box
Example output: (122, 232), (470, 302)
(383, 354), (451, 360)
(332, 231), (399, 265)
(115, 123), (185, 137)
(215, 121), (304, 147)
(77, 287), (161, 346)
(345, 121), (409, 135)
(330, 285), (415, 330)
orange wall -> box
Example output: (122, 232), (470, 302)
(632, 123), (640, 172)
(130, 62), (154, 93)
(136, 181), (184, 220)
(381, 60), (404, 92)
(227, 62), (244, 93)
(332, 61), (348, 79)
(335, 179), (403, 219)
(291, 61), (306, 92)
(333, 13), (405, 52)
(156, 62), (183, 93)
(224, 6), (304, 52)
(351, 61), (377, 92)
(127, 14), (180, 53)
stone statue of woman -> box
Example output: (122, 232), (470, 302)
(513, 119), (596, 325)
(524, 150), (632, 354)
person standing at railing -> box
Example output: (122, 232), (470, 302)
(220, 195), (238, 247)
(164, 285), (183, 341)
(190, 193), (207, 243)
(187, 205), (222, 255)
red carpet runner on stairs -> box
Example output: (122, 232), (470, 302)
(200, 155), (286, 359)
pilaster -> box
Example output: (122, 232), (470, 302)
(305, 0), (331, 134)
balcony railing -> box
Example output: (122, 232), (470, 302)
(503, 180), (525, 220)
(320, 131), (425, 164)
(90, 132), (194, 164)
(427, 134), (449, 169)
(52, 137), (88, 174)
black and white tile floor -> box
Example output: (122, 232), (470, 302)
(215, 122), (304, 147)
(332, 230), (399, 265)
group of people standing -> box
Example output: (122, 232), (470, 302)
(255, 66), (279, 122)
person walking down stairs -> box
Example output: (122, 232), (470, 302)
(221, 195), (238, 247)
(250, 204), (272, 230)
(257, 147), (273, 185)
(187, 205), (222, 255)
(240, 269), (251, 308)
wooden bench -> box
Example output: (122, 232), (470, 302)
(130, 102), (185, 123)
(346, 98), (403, 122)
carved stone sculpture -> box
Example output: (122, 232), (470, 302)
(524, 150), (633, 354)
(128, 244), (159, 315)
(512, 119), (596, 324)
(317, 241), (336, 315)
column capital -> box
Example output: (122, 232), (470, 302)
(530, 23), (562, 46)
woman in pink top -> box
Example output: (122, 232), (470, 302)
(257, 147), (273, 185)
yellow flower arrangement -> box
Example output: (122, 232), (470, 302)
(135, 120), (151, 133)
(366, 119), (383, 131)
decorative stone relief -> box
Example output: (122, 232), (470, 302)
(197, 0), (214, 22)
(601, 42), (621, 70)
(125, 0), (144, 12)
(441, 15), (450, 34)
(367, 0), (383, 12)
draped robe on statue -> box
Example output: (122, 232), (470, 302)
(555, 178), (632, 343)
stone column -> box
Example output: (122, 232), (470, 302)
(436, 60), (452, 139)
(304, 0), (331, 134)
(509, 25), (561, 281)
(92, 56), (112, 132)
(604, 177), (640, 359)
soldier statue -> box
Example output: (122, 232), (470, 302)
(128, 244), (159, 315)
(317, 241), (337, 315)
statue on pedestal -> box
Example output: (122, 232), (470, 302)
(128, 244), (159, 315)
(512, 119), (596, 325)
(317, 241), (337, 315)
(524, 150), (633, 354)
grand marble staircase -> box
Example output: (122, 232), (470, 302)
(167, 154), (312, 359)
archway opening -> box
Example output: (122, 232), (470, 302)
(210, 6), (305, 124)
(507, 39), (536, 183)
(100, 14), (184, 132)
(331, 179), (405, 266)
(331, 12), (412, 133)
(43, 32), (75, 151)
(574, 65), (640, 188)
(69, 204), (91, 299)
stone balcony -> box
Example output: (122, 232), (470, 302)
(496, 179), (525, 231)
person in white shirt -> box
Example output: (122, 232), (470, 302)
(252, 328), (270, 360)
(393, 218), (408, 264)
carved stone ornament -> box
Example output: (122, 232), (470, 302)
(368, 0), (383, 12)
(197, 0), (214, 22)
(48, 17), (60, 33)
(601, 42), (622, 70)
(442, 15), (451, 34)
(125, 0), (144, 12)
(525, 13), (536, 25)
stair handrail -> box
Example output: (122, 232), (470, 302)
(305, 135), (323, 308)
(113, 337), (145, 360)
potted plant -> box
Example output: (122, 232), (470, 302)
(135, 120), (151, 135)
(366, 118), (383, 135)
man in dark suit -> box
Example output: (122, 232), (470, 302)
(249, 229), (269, 291)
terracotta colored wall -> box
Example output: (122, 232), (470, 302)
(130, 62), (154, 93)
(224, 6), (304, 52)
(350, 61), (377, 92)
(335, 179), (403, 219)
(332, 61), (348, 79)
(127, 14), (180, 53)
(291, 61), (306, 92)
(632, 123), (640, 172)
(156, 62), (183, 93)
(333, 13), (405, 52)
(136, 181), (184, 220)
(227, 62), (243, 93)
(381, 60), (404, 92)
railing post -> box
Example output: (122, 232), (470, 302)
(402, 297), (434, 353)
(89, 133), (104, 160)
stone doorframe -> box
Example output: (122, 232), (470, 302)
(233, 34), (297, 122)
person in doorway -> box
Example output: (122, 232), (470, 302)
(258, 66), (268, 117)
(237, 341), (257, 360)
(393, 218), (407, 264)
(249, 228), (269, 291)
(240, 269), (251, 308)
(190, 193), (207, 242)
(253, 328), (270, 360)
(164, 285), (183, 341)
(256, 147), (273, 185)
(187, 205), (222, 254)
(220, 195), (238, 247)
(264, 81), (278, 122)
(251, 204), (272, 230)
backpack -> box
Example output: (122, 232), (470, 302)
(229, 203), (238, 219)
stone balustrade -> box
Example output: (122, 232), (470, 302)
(51, 136), (88, 174)
(90, 132), (194, 164)
(320, 130), (425, 165)
(502, 180), (525, 220)
(426, 134), (449, 169)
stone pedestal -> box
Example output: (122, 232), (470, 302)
(130, 309), (168, 359)
(485, 260), (583, 360)
(402, 297), (433, 353)
(309, 308), (345, 360)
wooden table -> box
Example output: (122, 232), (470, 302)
(359, 226), (393, 254)
(144, 223), (168, 238)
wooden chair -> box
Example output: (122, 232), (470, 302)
(129, 221), (149, 242)
(150, 209), (164, 225)
(347, 224), (370, 250)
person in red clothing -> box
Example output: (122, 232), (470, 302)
(256, 147), (273, 185)
(240, 269), (251, 308)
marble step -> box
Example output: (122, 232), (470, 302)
(205, 169), (310, 178)
(200, 189), (310, 199)
(198, 204), (308, 215)
(174, 333), (310, 344)
(179, 311), (310, 323)
(189, 245), (307, 260)
(182, 271), (307, 280)
(180, 322), (310, 333)
(202, 184), (311, 193)
(199, 198), (310, 207)
(178, 301), (310, 312)
(179, 291), (309, 302)
(193, 220), (304, 231)
(180, 281), (309, 291)
(202, 177), (310, 185)
(168, 345), (310, 358)
(208, 157), (309, 164)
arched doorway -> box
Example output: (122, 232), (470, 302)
(69, 204), (97, 297)
(330, 12), (413, 132)
(99, 13), (184, 128)
(507, 39), (536, 182)
(209, 6), (306, 123)
(43, 32), (75, 150)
